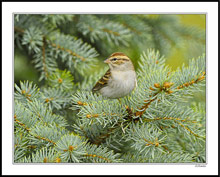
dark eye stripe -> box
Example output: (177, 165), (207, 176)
(111, 58), (117, 61)
(121, 58), (129, 61)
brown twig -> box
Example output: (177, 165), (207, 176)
(14, 114), (30, 132)
(102, 28), (120, 36)
(14, 26), (25, 33)
(14, 26), (86, 62)
(84, 153), (111, 163)
(177, 72), (205, 90)
(33, 134), (56, 145)
(42, 37), (49, 78)
(50, 42), (86, 61)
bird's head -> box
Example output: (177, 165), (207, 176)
(104, 52), (134, 71)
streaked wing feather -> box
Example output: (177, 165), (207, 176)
(92, 69), (111, 92)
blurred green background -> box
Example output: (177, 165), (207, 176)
(14, 14), (206, 103)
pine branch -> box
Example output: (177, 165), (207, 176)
(14, 14), (206, 163)
(41, 14), (75, 27)
(127, 123), (166, 159)
(47, 69), (74, 91)
(17, 147), (62, 163)
(14, 22), (99, 79)
(14, 81), (40, 103)
(55, 134), (86, 162)
(84, 143), (122, 163)
(41, 87), (72, 110)
(76, 15), (131, 46)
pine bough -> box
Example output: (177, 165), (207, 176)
(14, 49), (206, 163)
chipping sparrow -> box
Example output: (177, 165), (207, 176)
(92, 52), (137, 99)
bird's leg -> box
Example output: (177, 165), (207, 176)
(117, 98), (121, 104)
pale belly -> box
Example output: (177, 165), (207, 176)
(99, 70), (136, 99)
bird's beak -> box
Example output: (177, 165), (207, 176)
(104, 58), (110, 64)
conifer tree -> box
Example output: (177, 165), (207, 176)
(14, 14), (206, 163)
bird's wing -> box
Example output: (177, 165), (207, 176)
(92, 69), (111, 92)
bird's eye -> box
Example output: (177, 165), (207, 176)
(111, 58), (117, 61)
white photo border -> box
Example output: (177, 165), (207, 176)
(2, 1), (218, 175)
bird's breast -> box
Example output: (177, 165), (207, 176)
(110, 70), (136, 88)
(99, 70), (136, 98)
